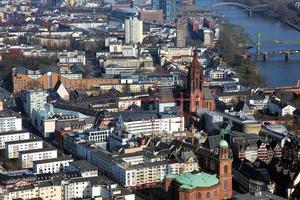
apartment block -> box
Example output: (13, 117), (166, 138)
(5, 139), (43, 159)
(32, 156), (73, 174)
(21, 89), (48, 116)
(19, 148), (58, 168)
(0, 112), (22, 133)
(0, 130), (30, 149)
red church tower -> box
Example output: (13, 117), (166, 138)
(187, 52), (215, 113)
(218, 140), (233, 199)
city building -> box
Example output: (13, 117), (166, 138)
(12, 66), (119, 93)
(268, 98), (296, 117)
(83, 127), (112, 143)
(90, 148), (199, 188)
(115, 110), (184, 136)
(58, 50), (86, 66)
(139, 10), (164, 23)
(19, 148), (58, 168)
(125, 18), (143, 44)
(176, 22), (187, 47)
(32, 156), (73, 174)
(0, 130), (30, 149)
(21, 89), (48, 116)
(68, 160), (98, 178)
(0, 100), (3, 111)
(161, 0), (176, 19)
(0, 111), (22, 132)
(31, 103), (94, 138)
(5, 139), (43, 159)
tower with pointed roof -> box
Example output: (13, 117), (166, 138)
(187, 52), (215, 113)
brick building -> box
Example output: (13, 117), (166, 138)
(139, 10), (164, 23)
(12, 67), (119, 93)
(187, 52), (216, 113)
(164, 140), (233, 200)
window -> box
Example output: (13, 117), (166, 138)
(197, 192), (201, 200)
(224, 165), (228, 175)
(206, 192), (210, 199)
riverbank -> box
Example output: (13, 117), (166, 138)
(238, 0), (300, 32)
(216, 21), (263, 87)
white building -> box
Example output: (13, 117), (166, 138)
(268, 98), (296, 117)
(247, 95), (268, 111)
(19, 148), (58, 168)
(83, 127), (112, 143)
(31, 104), (94, 138)
(209, 69), (226, 79)
(116, 112), (184, 136)
(125, 18), (143, 44)
(32, 156), (73, 174)
(105, 66), (136, 75)
(5, 139), (43, 159)
(69, 160), (98, 178)
(0, 130), (30, 149)
(58, 50), (86, 66)
(0, 113), (22, 133)
(109, 44), (139, 57)
(22, 89), (48, 116)
(91, 149), (199, 188)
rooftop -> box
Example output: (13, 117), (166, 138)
(175, 172), (219, 189)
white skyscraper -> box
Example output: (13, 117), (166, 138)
(125, 18), (143, 44)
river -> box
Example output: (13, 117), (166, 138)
(196, 0), (300, 87)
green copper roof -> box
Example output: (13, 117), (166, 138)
(219, 140), (229, 147)
(175, 172), (219, 190)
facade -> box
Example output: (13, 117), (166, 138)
(19, 148), (58, 168)
(161, 0), (176, 19)
(1, 176), (134, 200)
(139, 10), (164, 23)
(187, 53), (216, 113)
(176, 22), (186, 47)
(32, 156), (73, 174)
(58, 50), (86, 66)
(105, 66), (135, 75)
(5, 139), (43, 159)
(91, 149), (199, 188)
(101, 57), (141, 69)
(12, 67), (119, 93)
(0, 131), (30, 149)
(83, 127), (112, 143)
(0, 112), (22, 133)
(116, 111), (184, 136)
(31, 103), (94, 138)
(125, 18), (143, 44)
(2, 181), (62, 200)
(22, 89), (48, 116)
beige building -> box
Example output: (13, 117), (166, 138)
(2, 181), (62, 200)
(0, 100), (3, 111)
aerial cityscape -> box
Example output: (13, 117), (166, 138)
(0, 0), (299, 199)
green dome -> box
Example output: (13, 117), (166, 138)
(175, 172), (219, 189)
(219, 140), (228, 147)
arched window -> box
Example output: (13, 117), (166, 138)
(224, 165), (228, 175)
(197, 192), (201, 200)
(206, 192), (210, 199)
